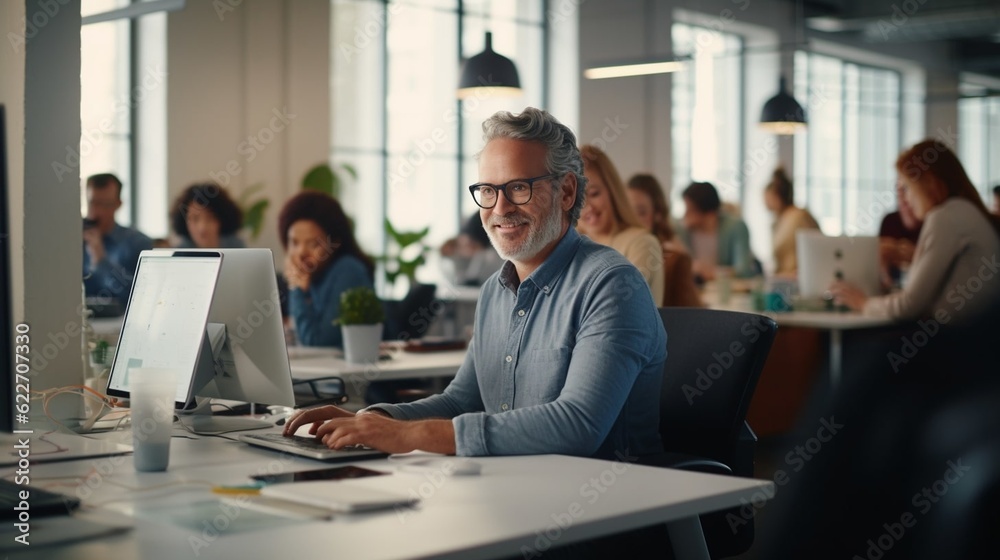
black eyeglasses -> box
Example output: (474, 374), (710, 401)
(468, 174), (560, 209)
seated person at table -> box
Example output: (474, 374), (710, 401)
(82, 173), (153, 307)
(278, 191), (375, 347)
(284, 107), (666, 460)
(764, 166), (820, 276)
(878, 179), (924, 290)
(169, 183), (245, 249)
(577, 144), (664, 306)
(832, 140), (1000, 322)
(676, 181), (757, 280)
(626, 172), (701, 307)
(440, 212), (504, 286)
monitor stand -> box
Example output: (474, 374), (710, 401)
(177, 323), (272, 435)
(177, 400), (272, 434)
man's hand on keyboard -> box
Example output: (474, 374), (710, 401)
(282, 405), (355, 438)
(283, 404), (457, 455)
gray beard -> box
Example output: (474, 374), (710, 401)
(486, 204), (564, 263)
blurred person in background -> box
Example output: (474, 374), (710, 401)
(169, 182), (245, 249)
(878, 179), (924, 290)
(440, 212), (504, 286)
(578, 145), (664, 306)
(832, 140), (1000, 322)
(764, 166), (820, 277)
(677, 181), (757, 280)
(278, 191), (375, 347)
(626, 173), (701, 307)
(82, 173), (153, 308)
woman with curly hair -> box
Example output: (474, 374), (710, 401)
(169, 182), (245, 249)
(278, 191), (375, 347)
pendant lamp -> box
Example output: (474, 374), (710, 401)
(457, 32), (522, 99)
(760, 77), (807, 134)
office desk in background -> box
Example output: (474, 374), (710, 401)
(702, 287), (893, 388)
(288, 345), (466, 403)
(8, 433), (773, 560)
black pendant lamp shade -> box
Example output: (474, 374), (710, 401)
(457, 32), (522, 99)
(760, 76), (807, 134)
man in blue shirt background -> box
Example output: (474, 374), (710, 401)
(82, 173), (153, 309)
(284, 107), (666, 461)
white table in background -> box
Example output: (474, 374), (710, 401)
(288, 345), (466, 397)
(9, 433), (774, 560)
(702, 288), (893, 387)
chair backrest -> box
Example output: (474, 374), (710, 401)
(657, 307), (776, 468)
(384, 282), (438, 340)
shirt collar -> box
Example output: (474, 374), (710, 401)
(496, 227), (582, 295)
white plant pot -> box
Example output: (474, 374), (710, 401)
(342, 323), (383, 364)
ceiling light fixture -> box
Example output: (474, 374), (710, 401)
(759, 76), (808, 134)
(583, 59), (687, 80)
(457, 32), (522, 100)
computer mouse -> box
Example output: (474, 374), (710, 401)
(400, 457), (482, 476)
(446, 458), (481, 476)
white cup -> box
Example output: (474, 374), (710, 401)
(129, 368), (178, 472)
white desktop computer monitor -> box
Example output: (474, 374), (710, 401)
(105, 248), (294, 432)
(796, 231), (881, 298)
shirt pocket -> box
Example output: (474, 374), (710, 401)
(524, 347), (572, 403)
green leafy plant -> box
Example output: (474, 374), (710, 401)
(238, 162), (357, 239)
(336, 287), (385, 325)
(90, 339), (110, 365)
(379, 219), (431, 288)
(237, 182), (270, 240)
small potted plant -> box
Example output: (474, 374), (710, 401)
(336, 287), (385, 364)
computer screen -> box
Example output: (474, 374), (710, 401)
(796, 231), (881, 298)
(106, 251), (223, 405)
(105, 248), (295, 418)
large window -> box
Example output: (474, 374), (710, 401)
(332, 0), (546, 294)
(80, 1), (133, 226)
(670, 22), (743, 212)
(959, 94), (1000, 202)
(793, 52), (901, 236)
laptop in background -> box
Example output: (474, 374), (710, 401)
(796, 231), (881, 298)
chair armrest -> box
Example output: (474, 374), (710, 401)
(638, 452), (734, 475)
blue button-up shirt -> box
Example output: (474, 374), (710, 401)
(374, 228), (666, 459)
(289, 254), (374, 347)
(83, 223), (153, 305)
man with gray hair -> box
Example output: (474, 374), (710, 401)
(285, 107), (666, 461)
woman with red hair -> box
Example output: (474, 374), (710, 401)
(832, 140), (1000, 322)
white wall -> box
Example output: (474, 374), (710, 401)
(166, 0), (330, 260)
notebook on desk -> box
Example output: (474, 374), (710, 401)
(240, 433), (388, 462)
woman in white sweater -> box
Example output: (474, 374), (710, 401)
(578, 145), (665, 306)
(833, 140), (1000, 322)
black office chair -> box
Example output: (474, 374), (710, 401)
(367, 282), (441, 404)
(382, 282), (438, 341)
(646, 307), (777, 558)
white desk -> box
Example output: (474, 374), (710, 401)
(703, 289), (893, 387)
(289, 346), (466, 400)
(9, 433), (773, 560)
